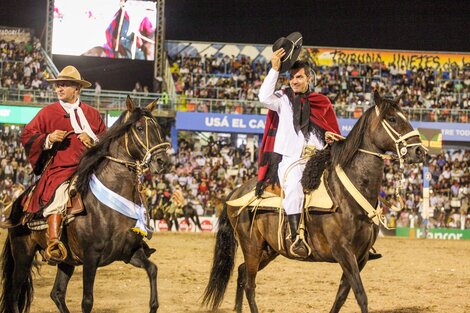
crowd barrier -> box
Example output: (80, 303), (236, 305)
(151, 216), (218, 232)
(380, 227), (470, 240)
(152, 220), (470, 240)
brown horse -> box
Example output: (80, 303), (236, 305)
(202, 92), (427, 313)
(0, 97), (170, 313)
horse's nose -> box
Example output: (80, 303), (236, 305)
(155, 155), (170, 172)
(409, 145), (427, 163)
(156, 157), (165, 167)
(416, 146), (427, 159)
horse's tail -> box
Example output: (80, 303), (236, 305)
(0, 236), (34, 313)
(202, 196), (237, 310)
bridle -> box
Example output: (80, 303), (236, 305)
(106, 111), (170, 176)
(359, 106), (428, 168)
(337, 104), (428, 229)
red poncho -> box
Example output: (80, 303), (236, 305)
(257, 92), (341, 183)
(20, 101), (106, 213)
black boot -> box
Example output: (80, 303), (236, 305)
(288, 214), (301, 240)
(287, 214), (310, 258)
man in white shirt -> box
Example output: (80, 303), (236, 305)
(257, 39), (340, 257)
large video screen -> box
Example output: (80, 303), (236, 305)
(52, 0), (157, 60)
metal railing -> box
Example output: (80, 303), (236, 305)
(0, 88), (171, 112)
(163, 58), (177, 99)
(41, 47), (58, 76)
(1, 87), (468, 123)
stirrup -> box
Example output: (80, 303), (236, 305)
(45, 240), (68, 263)
(289, 235), (312, 258)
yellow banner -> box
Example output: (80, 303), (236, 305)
(304, 47), (469, 71)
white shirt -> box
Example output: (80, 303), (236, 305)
(258, 69), (324, 158)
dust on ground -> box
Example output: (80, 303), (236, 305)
(1, 231), (469, 313)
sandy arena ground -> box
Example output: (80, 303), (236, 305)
(1, 230), (469, 313)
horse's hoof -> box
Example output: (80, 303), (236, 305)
(145, 248), (157, 257)
(142, 241), (156, 257)
(368, 252), (383, 260)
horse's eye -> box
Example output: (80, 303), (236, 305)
(136, 126), (144, 132)
(388, 116), (397, 123)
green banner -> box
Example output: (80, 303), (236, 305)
(108, 110), (123, 117)
(418, 128), (442, 155)
(396, 227), (470, 240)
(0, 105), (41, 125)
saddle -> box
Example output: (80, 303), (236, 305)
(27, 192), (85, 231)
(1, 176), (86, 230)
(226, 171), (337, 259)
(226, 171), (337, 214)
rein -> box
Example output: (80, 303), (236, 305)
(358, 149), (394, 160)
(106, 111), (170, 175)
(335, 165), (391, 229)
(336, 104), (427, 227)
(356, 106), (428, 164)
(105, 141), (170, 174)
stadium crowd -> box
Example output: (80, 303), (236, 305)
(0, 37), (468, 230)
(380, 150), (469, 230)
(169, 53), (470, 121)
(1, 125), (468, 229)
(0, 39), (51, 92)
(1, 38), (469, 124)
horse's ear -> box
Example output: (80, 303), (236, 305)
(145, 98), (159, 112)
(373, 90), (382, 108)
(126, 95), (136, 112)
(395, 89), (407, 104)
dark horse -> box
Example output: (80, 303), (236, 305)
(0, 97), (170, 313)
(203, 92), (427, 313)
(150, 201), (202, 232)
(178, 204), (203, 231)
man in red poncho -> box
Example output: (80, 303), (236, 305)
(257, 32), (341, 257)
(20, 65), (106, 263)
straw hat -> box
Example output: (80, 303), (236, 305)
(47, 65), (92, 88)
(272, 32), (303, 72)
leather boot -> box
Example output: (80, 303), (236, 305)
(45, 213), (67, 263)
(287, 214), (310, 258)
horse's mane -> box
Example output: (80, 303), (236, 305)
(330, 97), (400, 169)
(75, 107), (155, 195)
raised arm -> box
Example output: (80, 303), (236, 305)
(258, 48), (286, 112)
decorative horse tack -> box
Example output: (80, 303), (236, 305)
(203, 91), (427, 313)
(1, 96), (170, 313)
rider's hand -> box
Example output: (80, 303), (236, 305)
(325, 131), (344, 145)
(271, 48), (286, 71)
(325, 136), (335, 145)
(48, 130), (68, 143)
(78, 132), (94, 148)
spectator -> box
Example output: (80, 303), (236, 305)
(93, 81), (102, 106)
